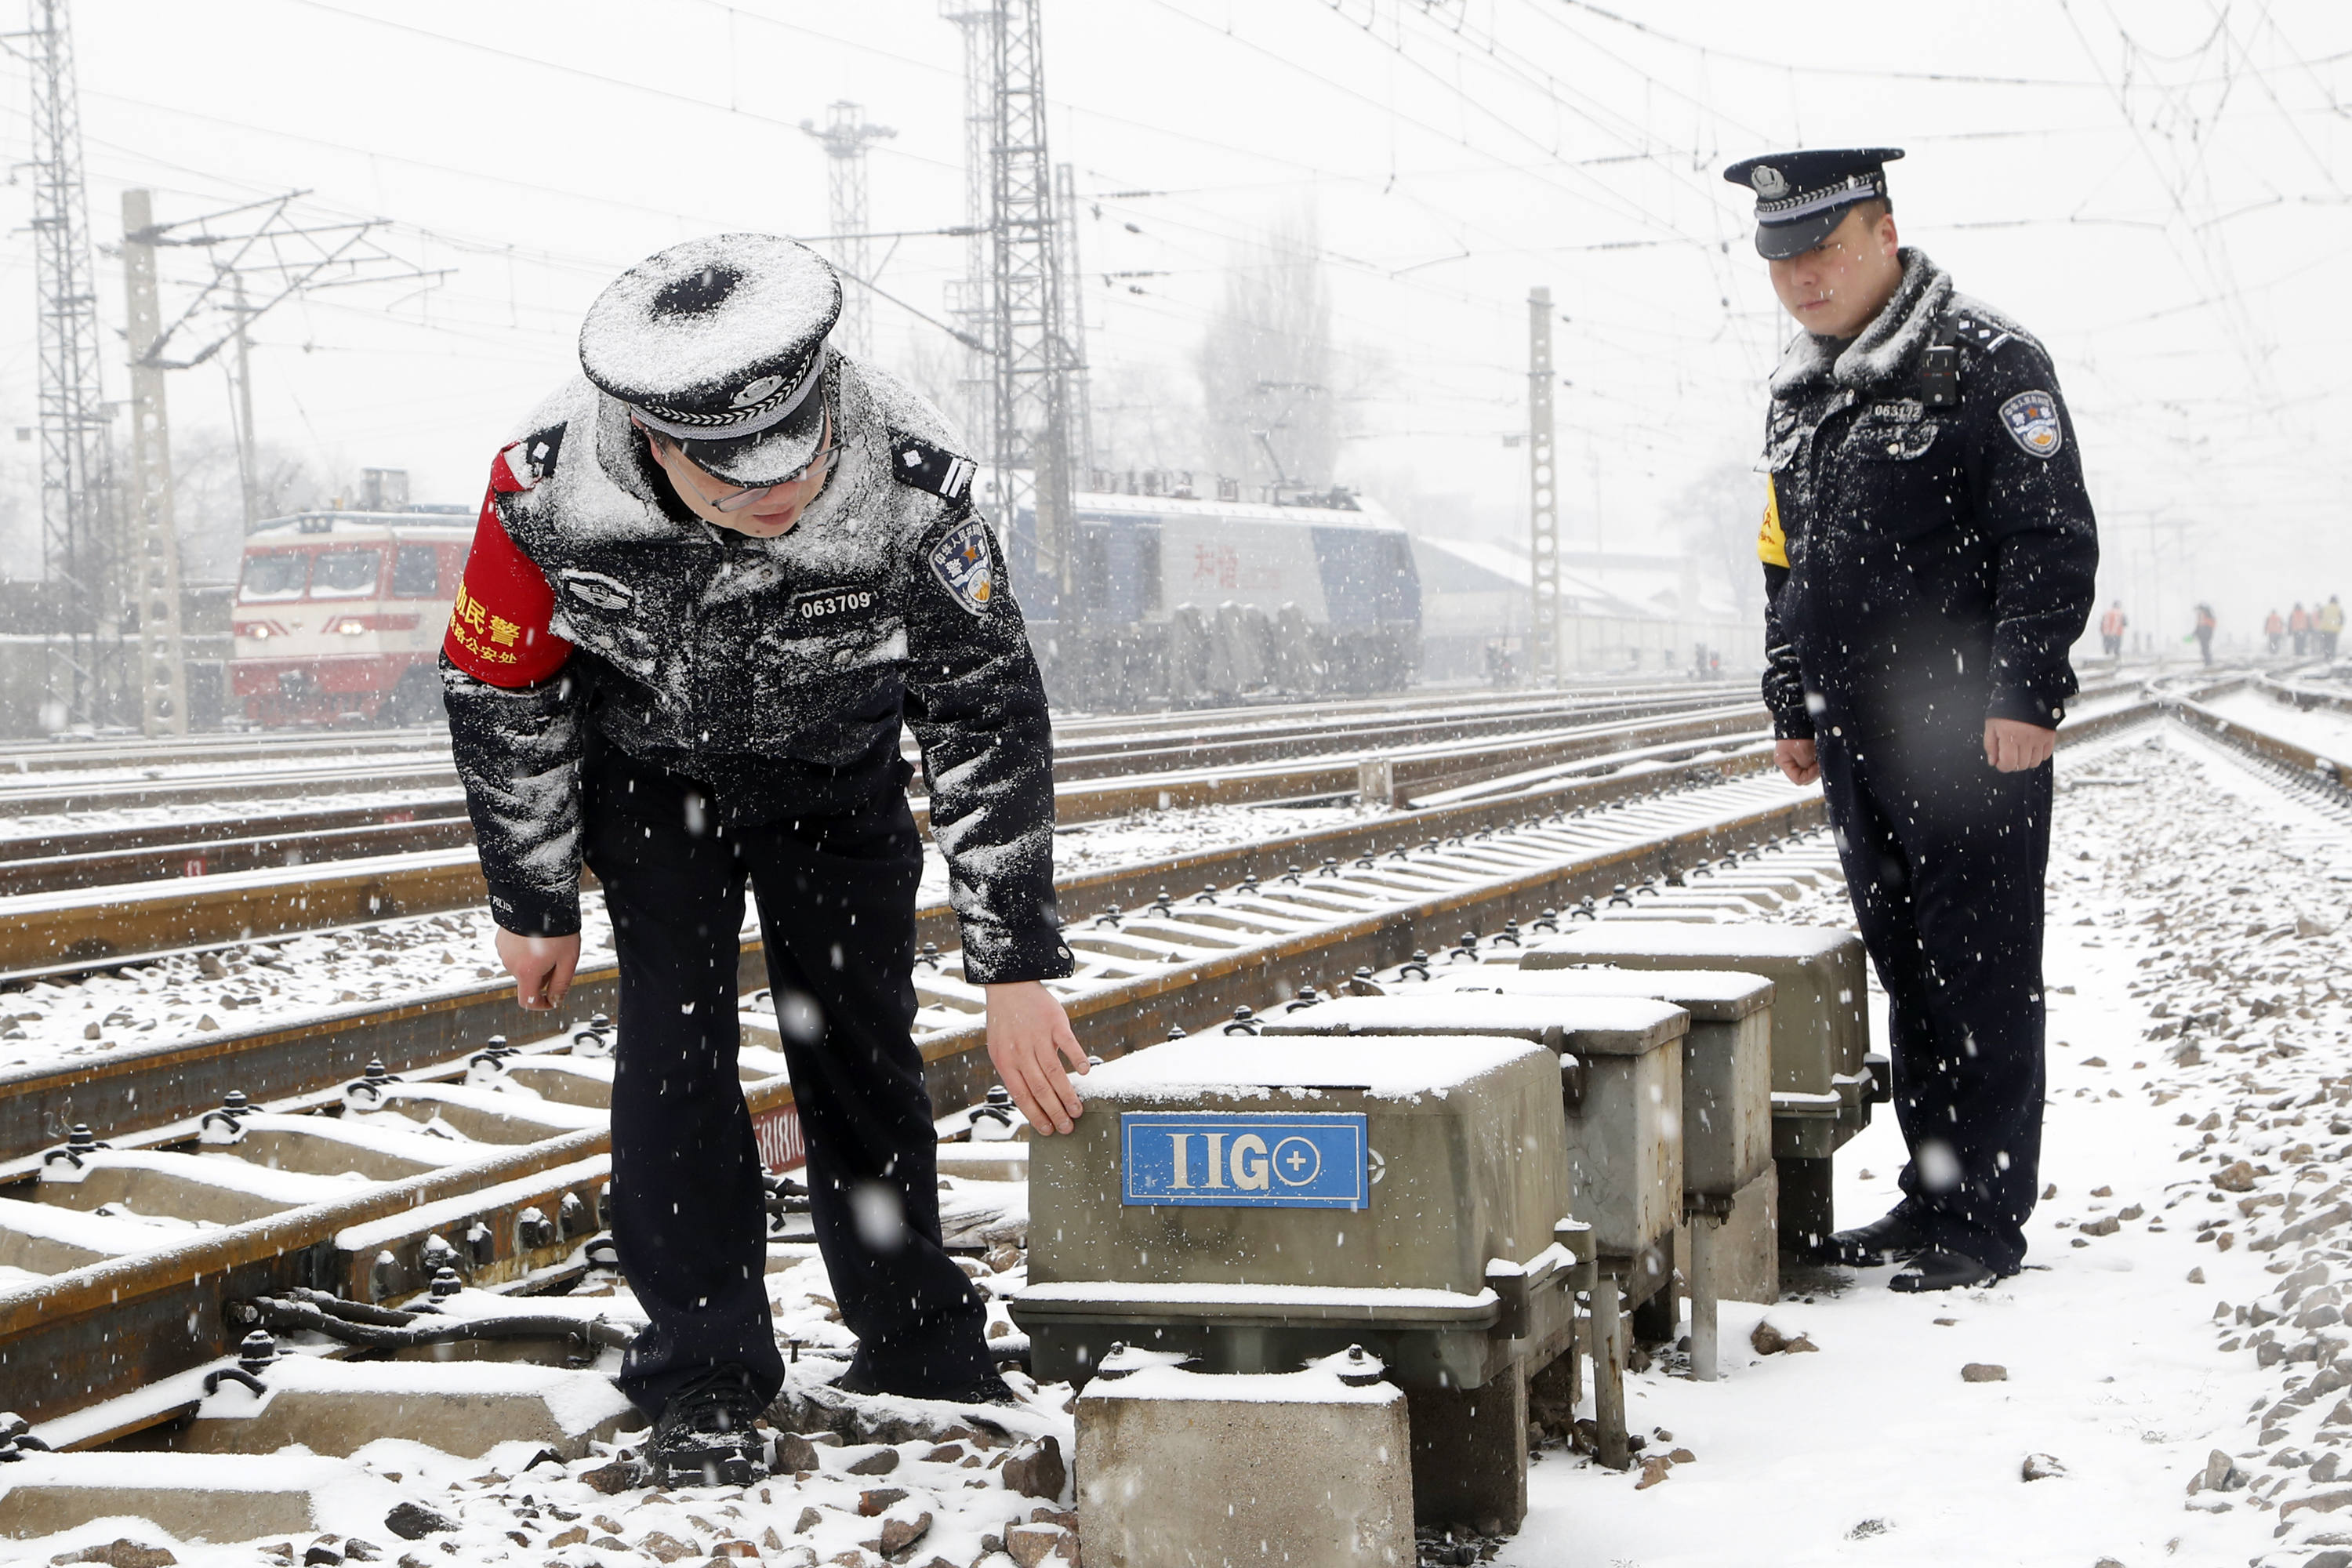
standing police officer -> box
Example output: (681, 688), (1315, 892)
(441, 235), (1085, 1482)
(1727, 149), (2099, 1291)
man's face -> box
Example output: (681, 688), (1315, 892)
(1767, 205), (1903, 339)
(648, 412), (837, 539)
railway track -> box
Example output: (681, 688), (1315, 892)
(0, 691), (1769, 976)
(0, 770), (1835, 1446)
(0, 688), (2177, 1457)
(0, 680), (1734, 777)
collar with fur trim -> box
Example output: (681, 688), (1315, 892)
(1769, 249), (1954, 398)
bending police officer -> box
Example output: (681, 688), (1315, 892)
(441, 236), (1086, 1483)
(1730, 149), (2099, 1291)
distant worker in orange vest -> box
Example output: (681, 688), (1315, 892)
(2321, 596), (2346, 660)
(2265, 609), (2285, 655)
(2099, 601), (2126, 659)
(2290, 602), (2311, 657)
(2192, 604), (2216, 666)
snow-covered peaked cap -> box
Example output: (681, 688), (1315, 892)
(578, 233), (842, 485)
(1722, 147), (1905, 260)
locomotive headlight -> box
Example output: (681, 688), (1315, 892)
(335, 619), (367, 637)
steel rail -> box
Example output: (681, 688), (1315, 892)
(0, 688), (1747, 890)
(0, 686), (1744, 824)
(2171, 696), (2352, 796)
(0, 680), (1742, 779)
(0, 732), (1789, 1160)
(0, 704), (1773, 975)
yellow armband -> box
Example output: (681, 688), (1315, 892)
(1758, 476), (1789, 568)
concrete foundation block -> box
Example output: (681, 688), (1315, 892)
(1077, 1358), (1414, 1567)
(179, 1354), (642, 1459)
(1675, 1163), (1779, 1308)
(0, 1451), (385, 1541)
(1406, 1359), (1527, 1532)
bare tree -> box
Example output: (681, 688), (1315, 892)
(1197, 209), (1338, 495)
(1090, 360), (1205, 482)
(0, 452), (38, 588)
(1673, 459), (1769, 620)
(172, 427), (328, 583)
(891, 330), (987, 455)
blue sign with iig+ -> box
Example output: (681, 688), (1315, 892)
(1120, 1112), (1368, 1210)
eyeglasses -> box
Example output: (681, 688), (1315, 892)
(680, 440), (840, 512)
(639, 415), (839, 512)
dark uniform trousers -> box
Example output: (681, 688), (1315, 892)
(583, 743), (994, 1416)
(1815, 717), (2051, 1273)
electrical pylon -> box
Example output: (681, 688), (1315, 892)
(800, 101), (895, 360)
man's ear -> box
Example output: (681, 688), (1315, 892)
(1876, 211), (1901, 259)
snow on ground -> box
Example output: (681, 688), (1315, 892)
(0, 905), (612, 1073)
(1512, 724), (2352, 1568)
(2, 1198), (1074, 1568)
(27, 722), (2352, 1566)
(0, 800), (1396, 1076)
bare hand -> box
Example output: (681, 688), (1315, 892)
(1775, 737), (1821, 786)
(496, 928), (580, 1011)
(985, 980), (1088, 1135)
(1983, 717), (2056, 773)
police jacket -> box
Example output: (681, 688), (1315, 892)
(1757, 249), (2099, 742)
(438, 353), (1073, 986)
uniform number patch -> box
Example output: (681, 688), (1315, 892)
(791, 586), (877, 623)
(1999, 390), (2063, 459)
(926, 517), (995, 617)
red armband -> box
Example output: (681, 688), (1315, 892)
(442, 445), (572, 687)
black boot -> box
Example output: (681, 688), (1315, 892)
(650, 1365), (768, 1488)
(1810, 1208), (1929, 1267)
(835, 1359), (1020, 1408)
(1889, 1248), (2000, 1293)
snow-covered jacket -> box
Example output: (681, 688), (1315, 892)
(438, 354), (1073, 985)
(1756, 249), (2100, 741)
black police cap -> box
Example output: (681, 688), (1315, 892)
(1722, 147), (1904, 260)
(579, 234), (843, 486)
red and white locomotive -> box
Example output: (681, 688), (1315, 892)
(229, 508), (474, 727)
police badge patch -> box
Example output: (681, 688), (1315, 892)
(1998, 390), (2064, 459)
(926, 517), (995, 617)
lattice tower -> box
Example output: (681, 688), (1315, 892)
(800, 101), (895, 361)
(20, 0), (116, 722)
(940, 0), (998, 434)
(988, 0), (1073, 608)
(1528, 286), (1559, 686)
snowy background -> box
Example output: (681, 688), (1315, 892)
(0, 0), (2338, 640)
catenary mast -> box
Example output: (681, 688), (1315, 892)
(987, 0), (1076, 619)
(1527, 285), (1559, 686)
(15, 0), (118, 727)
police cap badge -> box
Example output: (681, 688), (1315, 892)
(1722, 147), (1905, 260)
(579, 234), (842, 487)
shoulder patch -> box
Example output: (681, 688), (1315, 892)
(491, 423), (567, 494)
(891, 433), (978, 502)
(1998, 390), (2064, 459)
(926, 516), (996, 617)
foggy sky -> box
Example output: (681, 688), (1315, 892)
(0, 0), (2345, 644)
